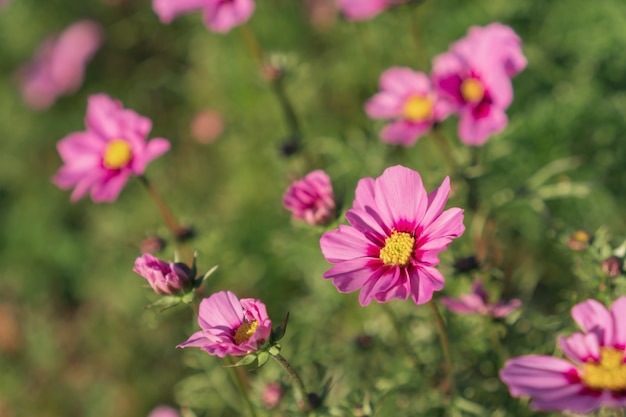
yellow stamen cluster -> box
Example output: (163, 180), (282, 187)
(402, 96), (433, 122)
(233, 320), (259, 345)
(103, 139), (132, 169)
(460, 78), (485, 103)
(581, 347), (626, 391)
(379, 230), (415, 267)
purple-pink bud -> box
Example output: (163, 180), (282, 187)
(133, 254), (192, 295)
(283, 170), (336, 226)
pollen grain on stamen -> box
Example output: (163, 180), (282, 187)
(379, 230), (415, 266)
(233, 320), (259, 345)
(581, 347), (626, 392)
(103, 139), (132, 169)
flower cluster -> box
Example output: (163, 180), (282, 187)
(500, 297), (626, 413)
(366, 23), (526, 146)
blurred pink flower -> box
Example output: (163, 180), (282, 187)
(365, 67), (451, 146)
(283, 170), (336, 226)
(178, 291), (272, 357)
(262, 382), (283, 409)
(336, 0), (410, 21)
(52, 94), (171, 203)
(133, 254), (192, 295)
(147, 406), (180, 417)
(152, 0), (255, 33)
(16, 20), (104, 110)
(305, 0), (337, 30)
(500, 297), (626, 413)
(190, 109), (224, 144)
(431, 23), (526, 146)
(320, 165), (464, 306)
(440, 279), (520, 318)
(0, 0), (10, 10)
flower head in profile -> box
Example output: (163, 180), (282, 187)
(16, 20), (104, 110)
(283, 170), (336, 226)
(431, 23), (526, 146)
(52, 94), (170, 203)
(320, 165), (464, 306)
(133, 254), (193, 295)
(152, 0), (255, 33)
(440, 279), (521, 318)
(178, 291), (272, 357)
(365, 67), (450, 146)
(500, 296), (626, 413)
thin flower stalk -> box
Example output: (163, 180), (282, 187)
(429, 299), (456, 398)
(270, 353), (310, 414)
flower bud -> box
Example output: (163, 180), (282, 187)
(602, 256), (622, 278)
(133, 254), (193, 295)
(139, 236), (166, 254)
(283, 170), (336, 226)
(262, 382), (283, 409)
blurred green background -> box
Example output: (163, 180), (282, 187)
(2, 0), (626, 416)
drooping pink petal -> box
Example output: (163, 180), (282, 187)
(457, 104), (508, 146)
(558, 332), (600, 364)
(199, 291), (243, 330)
(365, 92), (403, 119)
(320, 225), (376, 263)
(440, 294), (486, 315)
(132, 138), (171, 174)
(611, 296), (626, 349)
(380, 120), (431, 146)
(409, 266), (445, 305)
(420, 176), (451, 227)
(379, 67), (431, 96)
(571, 298), (614, 347)
(152, 0), (207, 23)
(204, 0), (255, 33)
(324, 258), (378, 293)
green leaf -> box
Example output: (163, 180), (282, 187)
(256, 351), (270, 367)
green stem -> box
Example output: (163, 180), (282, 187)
(239, 24), (264, 65)
(381, 303), (421, 366)
(272, 77), (303, 147)
(428, 299), (456, 399)
(271, 353), (310, 413)
(430, 128), (462, 180)
(225, 356), (258, 417)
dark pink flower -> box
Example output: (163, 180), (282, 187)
(440, 279), (520, 318)
(147, 406), (180, 417)
(16, 20), (104, 110)
(283, 170), (336, 226)
(52, 94), (170, 203)
(431, 23), (526, 146)
(365, 67), (451, 146)
(500, 297), (626, 413)
(133, 254), (192, 295)
(320, 165), (464, 306)
(178, 291), (272, 357)
(152, 0), (255, 33)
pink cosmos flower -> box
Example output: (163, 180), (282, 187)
(16, 20), (104, 110)
(52, 94), (171, 203)
(147, 406), (180, 417)
(431, 23), (526, 146)
(320, 165), (464, 306)
(152, 0), (255, 33)
(283, 170), (336, 226)
(365, 67), (451, 146)
(262, 382), (283, 409)
(133, 254), (192, 295)
(178, 291), (272, 357)
(336, 0), (410, 21)
(500, 296), (626, 413)
(440, 279), (521, 318)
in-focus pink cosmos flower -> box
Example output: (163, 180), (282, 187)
(336, 0), (410, 21)
(147, 406), (180, 417)
(440, 279), (521, 318)
(283, 170), (336, 226)
(16, 20), (104, 111)
(152, 0), (255, 33)
(52, 94), (170, 203)
(320, 165), (464, 306)
(365, 67), (451, 146)
(500, 297), (626, 413)
(178, 291), (272, 357)
(133, 254), (193, 295)
(431, 23), (526, 146)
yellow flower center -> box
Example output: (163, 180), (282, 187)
(460, 78), (485, 103)
(581, 347), (626, 391)
(379, 230), (415, 266)
(233, 320), (259, 345)
(103, 139), (132, 169)
(403, 96), (433, 122)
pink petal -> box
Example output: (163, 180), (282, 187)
(558, 332), (600, 364)
(204, 0), (255, 33)
(457, 105), (507, 146)
(198, 291), (243, 330)
(611, 296), (626, 348)
(85, 94), (125, 140)
(380, 120), (431, 146)
(152, 0), (207, 23)
(336, 0), (387, 21)
(324, 258), (378, 293)
(440, 294), (485, 315)
(68, 170), (104, 202)
(353, 177), (375, 211)
(131, 138), (170, 174)
(357, 267), (396, 306)
(408, 266), (444, 305)
(56, 131), (105, 162)
(345, 208), (388, 246)
(320, 225), (376, 263)
(90, 171), (131, 203)
(491, 298), (522, 318)
(419, 207), (465, 250)
(379, 67), (430, 96)
(365, 92), (403, 119)
(420, 176), (451, 227)
(571, 298), (614, 347)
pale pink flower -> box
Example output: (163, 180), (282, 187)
(500, 296), (626, 413)
(440, 279), (520, 318)
(16, 20), (104, 110)
(262, 382), (283, 409)
(365, 67), (451, 146)
(152, 0), (255, 33)
(147, 406), (180, 417)
(431, 23), (526, 146)
(283, 170), (336, 226)
(52, 94), (171, 203)
(336, 0), (410, 21)
(133, 254), (193, 295)
(191, 109), (224, 144)
(320, 165), (464, 306)
(178, 291), (272, 357)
